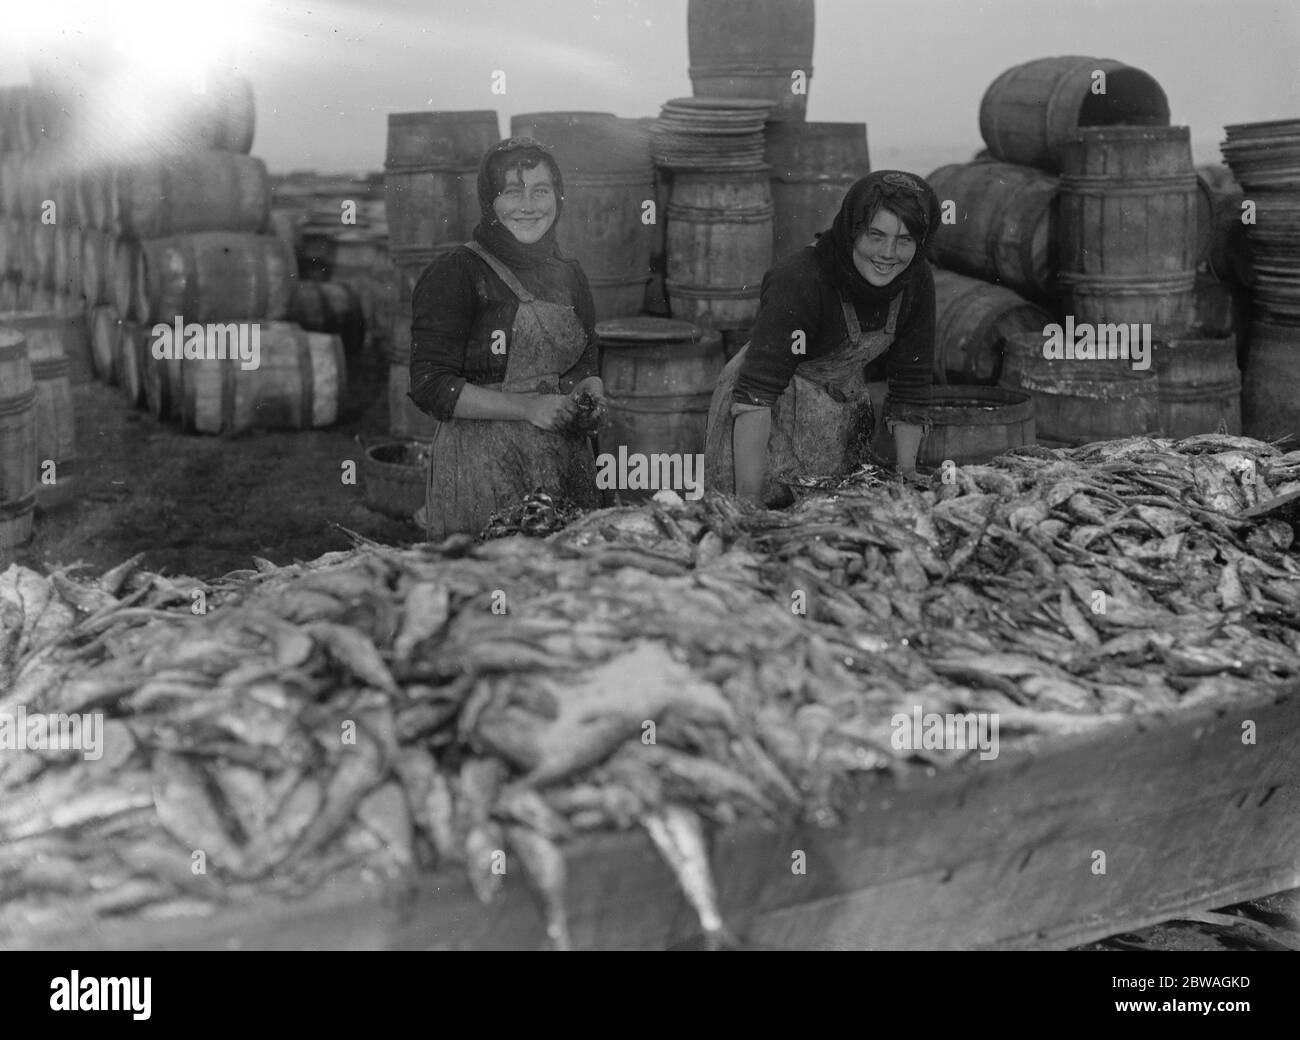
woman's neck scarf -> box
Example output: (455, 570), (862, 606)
(471, 136), (567, 272)
(812, 170), (941, 306)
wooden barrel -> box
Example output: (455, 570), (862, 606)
(268, 208), (307, 275)
(1058, 126), (1199, 327)
(171, 71), (257, 154)
(0, 307), (93, 386)
(178, 321), (345, 434)
(136, 232), (293, 324)
(933, 267), (1053, 385)
(111, 236), (142, 319)
(90, 304), (121, 384)
(0, 86), (36, 154)
(510, 112), (654, 320)
(766, 122), (870, 260)
(112, 153), (269, 238)
(389, 362), (440, 441)
(385, 111), (498, 253)
(0, 328), (38, 553)
(389, 248), (441, 365)
(0, 218), (21, 279)
(927, 162), (1059, 300)
(666, 169), (773, 330)
(117, 320), (147, 409)
(23, 319), (76, 510)
(80, 228), (114, 306)
(1205, 190), (1254, 286)
(26, 221), (55, 288)
(74, 164), (110, 230)
(1003, 330), (1160, 445)
(329, 230), (394, 355)
(687, 0), (814, 122)
(289, 279), (365, 356)
(52, 225), (83, 299)
(595, 317), (724, 501)
(1153, 329), (1242, 438)
(1242, 321), (1300, 442)
(979, 56), (1170, 172)
(868, 384), (1037, 467)
(143, 347), (184, 422)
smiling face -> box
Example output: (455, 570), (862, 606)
(492, 163), (558, 244)
(852, 207), (918, 286)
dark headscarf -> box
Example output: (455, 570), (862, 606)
(472, 136), (567, 271)
(813, 170), (941, 306)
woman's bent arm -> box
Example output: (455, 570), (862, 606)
(732, 407), (772, 504)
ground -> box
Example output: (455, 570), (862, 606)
(12, 342), (421, 581)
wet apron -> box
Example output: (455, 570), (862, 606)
(417, 241), (600, 538)
(703, 292), (901, 506)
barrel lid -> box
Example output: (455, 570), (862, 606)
(387, 110), (498, 125)
(596, 317), (704, 343)
(663, 97), (775, 112)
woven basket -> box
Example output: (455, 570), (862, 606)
(361, 440), (427, 520)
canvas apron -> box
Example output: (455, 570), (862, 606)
(703, 292), (901, 506)
(418, 241), (600, 538)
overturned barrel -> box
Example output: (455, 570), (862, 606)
(933, 267), (1053, 385)
(927, 161), (1059, 301)
(979, 55), (1171, 172)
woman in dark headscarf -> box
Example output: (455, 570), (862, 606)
(704, 170), (940, 507)
(407, 137), (605, 537)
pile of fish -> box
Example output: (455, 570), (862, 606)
(3, 432), (1300, 949)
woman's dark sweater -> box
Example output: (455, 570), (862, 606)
(732, 247), (935, 417)
(407, 246), (600, 421)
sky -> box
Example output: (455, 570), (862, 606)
(2, 0), (1297, 177)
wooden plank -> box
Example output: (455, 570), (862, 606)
(8, 684), (1299, 951)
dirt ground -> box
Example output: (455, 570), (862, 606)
(13, 342), (421, 582)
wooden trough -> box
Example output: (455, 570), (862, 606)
(6, 680), (1297, 951)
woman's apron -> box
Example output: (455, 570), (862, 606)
(703, 292), (901, 506)
(417, 241), (600, 538)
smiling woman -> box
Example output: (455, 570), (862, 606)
(407, 137), (606, 539)
(703, 171), (941, 507)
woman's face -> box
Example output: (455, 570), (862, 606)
(852, 208), (917, 286)
(492, 163), (557, 243)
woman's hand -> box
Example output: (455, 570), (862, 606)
(570, 375), (606, 407)
(525, 394), (578, 431)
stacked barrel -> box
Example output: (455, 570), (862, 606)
(272, 171), (390, 358)
(931, 55), (1244, 444)
(0, 84), (92, 522)
(1, 63), (349, 452)
(384, 111), (500, 441)
(1223, 119), (1300, 441)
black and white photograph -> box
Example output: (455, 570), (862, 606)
(0, 0), (1297, 988)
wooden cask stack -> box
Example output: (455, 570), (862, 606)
(919, 55), (1243, 445)
(0, 59), (348, 442)
(1222, 119), (1300, 443)
(385, 110), (500, 441)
